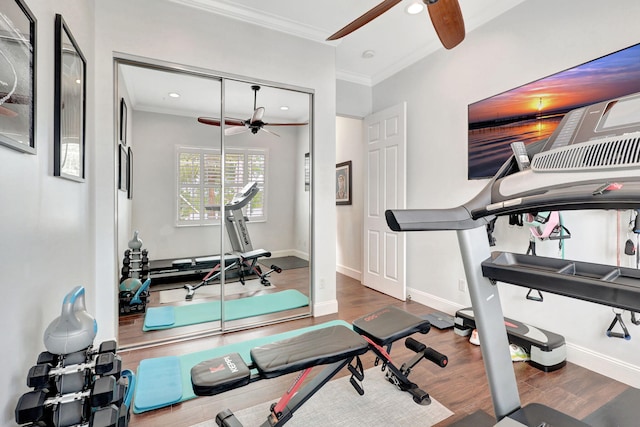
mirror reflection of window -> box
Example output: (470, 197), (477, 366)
(60, 35), (84, 177)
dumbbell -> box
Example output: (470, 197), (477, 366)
(15, 376), (123, 426)
(91, 403), (130, 427)
(124, 249), (131, 257)
(27, 343), (120, 392)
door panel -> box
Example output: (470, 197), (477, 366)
(363, 102), (406, 300)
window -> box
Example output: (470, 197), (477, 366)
(177, 147), (267, 225)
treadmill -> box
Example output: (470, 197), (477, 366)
(386, 91), (640, 426)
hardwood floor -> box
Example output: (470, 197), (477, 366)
(119, 272), (630, 426)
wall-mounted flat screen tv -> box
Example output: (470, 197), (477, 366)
(467, 42), (640, 180)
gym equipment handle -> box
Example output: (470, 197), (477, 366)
(424, 347), (448, 368)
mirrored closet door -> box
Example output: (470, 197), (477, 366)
(115, 57), (313, 349)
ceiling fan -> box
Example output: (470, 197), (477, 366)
(327, 0), (465, 50)
(197, 85), (308, 137)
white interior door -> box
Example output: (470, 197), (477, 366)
(362, 102), (407, 300)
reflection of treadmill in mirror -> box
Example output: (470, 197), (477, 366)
(386, 91), (640, 426)
(185, 182), (280, 300)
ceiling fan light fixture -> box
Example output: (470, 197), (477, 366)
(168, 92), (180, 98)
(405, 2), (424, 15)
(280, 106), (289, 111)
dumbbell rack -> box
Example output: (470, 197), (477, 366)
(15, 340), (134, 427)
(119, 248), (150, 316)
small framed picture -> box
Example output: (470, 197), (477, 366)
(118, 144), (127, 191)
(336, 160), (352, 205)
(127, 146), (133, 199)
(119, 98), (127, 145)
(304, 152), (310, 191)
(54, 14), (86, 181)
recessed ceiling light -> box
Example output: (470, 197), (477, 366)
(280, 106), (289, 111)
(405, 2), (425, 15)
(362, 50), (375, 59)
(168, 92), (180, 98)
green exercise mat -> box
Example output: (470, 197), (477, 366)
(133, 319), (351, 413)
(143, 289), (309, 331)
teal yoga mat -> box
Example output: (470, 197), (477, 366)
(133, 319), (351, 414)
(143, 289), (309, 331)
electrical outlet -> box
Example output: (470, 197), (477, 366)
(319, 278), (325, 289)
(458, 279), (466, 292)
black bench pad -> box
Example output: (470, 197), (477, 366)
(251, 325), (368, 379)
(352, 305), (431, 346)
(194, 254), (240, 267)
(241, 249), (271, 260)
(191, 353), (251, 396)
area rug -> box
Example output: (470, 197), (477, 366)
(158, 279), (274, 304)
(188, 368), (453, 427)
(265, 256), (308, 270)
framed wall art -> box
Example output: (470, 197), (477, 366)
(304, 152), (310, 191)
(54, 14), (86, 181)
(127, 146), (133, 199)
(119, 98), (127, 145)
(336, 160), (352, 205)
(118, 144), (127, 191)
(0, 0), (37, 154)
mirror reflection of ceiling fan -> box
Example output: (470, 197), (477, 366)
(327, 0), (465, 50)
(197, 85), (308, 137)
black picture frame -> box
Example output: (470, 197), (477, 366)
(127, 146), (133, 199)
(54, 14), (86, 182)
(118, 144), (127, 191)
(119, 98), (127, 145)
(0, 0), (37, 154)
(336, 160), (352, 205)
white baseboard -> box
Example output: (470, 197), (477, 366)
(336, 264), (360, 281)
(406, 286), (465, 316)
(567, 342), (640, 388)
(313, 299), (338, 317)
(408, 287), (640, 387)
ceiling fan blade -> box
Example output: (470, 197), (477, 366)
(327, 0), (402, 41)
(263, 121), (309, 127)
(225, 125), (249, 136)
(425, 0), (465, 49)
(259, 127), (280, 137)
(251, 107), (265, 123)
(197, 117), (245, 127)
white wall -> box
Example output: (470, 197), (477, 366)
(336, 79), (372, 119)
(2, 0), (96, 424)
(336, 117), (364, 279)
(130, 110), (304, 260)
(94, 0), (339, 335)
(371, 0), (640, 386)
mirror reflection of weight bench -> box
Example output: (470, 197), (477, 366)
(184, 182), (281, 300)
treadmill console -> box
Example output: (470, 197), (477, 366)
(474, 91), (640, 219)
(541, 91), (640, 152)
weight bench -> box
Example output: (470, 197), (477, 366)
(184, 251), (281, 300)
(184, 255), (241, 300)
(191, 306), (448, 427)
